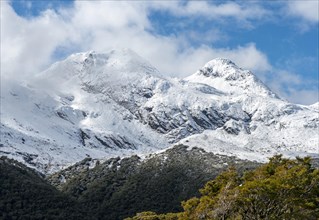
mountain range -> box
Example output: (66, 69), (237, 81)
(1, 48), (318, 174)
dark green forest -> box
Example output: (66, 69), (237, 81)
(1, 147), (318, 220)
(0, 157), (88, 220)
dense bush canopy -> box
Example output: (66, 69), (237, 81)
(0, 157), (88, 220)
(127, 155), (319, 220)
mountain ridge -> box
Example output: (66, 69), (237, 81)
(1, 49), (318, 173)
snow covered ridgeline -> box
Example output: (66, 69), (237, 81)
(0, 49), (318, 173)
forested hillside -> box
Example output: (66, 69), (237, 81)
(0, 157), (88, 220)
(128, 155), (319, 220)
(1, 149), (318, 220)
(48, 145), (258, 219)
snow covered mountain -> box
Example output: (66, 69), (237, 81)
(1, 49), (318, 173)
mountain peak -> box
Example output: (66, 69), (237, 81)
(196, 58), (247, 79)
(186, 58), (278, 98)
(35, 49), (161, 92)
(205, 58), (237, 67)
(67, 48), (159, 75)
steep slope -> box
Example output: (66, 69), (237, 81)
(186, 58), (277, 97)
(1, 49), (170, 173)
(181, 59), (319, 161)
(1, 49), (318, 173)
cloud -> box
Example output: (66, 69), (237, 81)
(1, 1), (69, 80)
(0, 1), (271, 80)
(287, 1), (319, 23)
(0, 1), (316, 105)
(71, 1), (149, 31)
(149, 1), (269, 22)
(266, 70), (318, 105)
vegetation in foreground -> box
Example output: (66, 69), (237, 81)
(0, 157), (89, 220)
(127, 155), (319, 220)
(0, 146), (257, 220)
(49, 145), (258, 219)
(1, 152), (318, 220)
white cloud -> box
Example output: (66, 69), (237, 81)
(287, 1), (319, 23)
(0, 1), (271, 80)
(1, 1), (69, 80)
(149, 1), (269, 22)
(266, 70), (318, 105)
(71, 1), (149, 31)
(1, 1), (316, 105)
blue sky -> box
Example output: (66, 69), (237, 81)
(2, 0), (319, 104)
